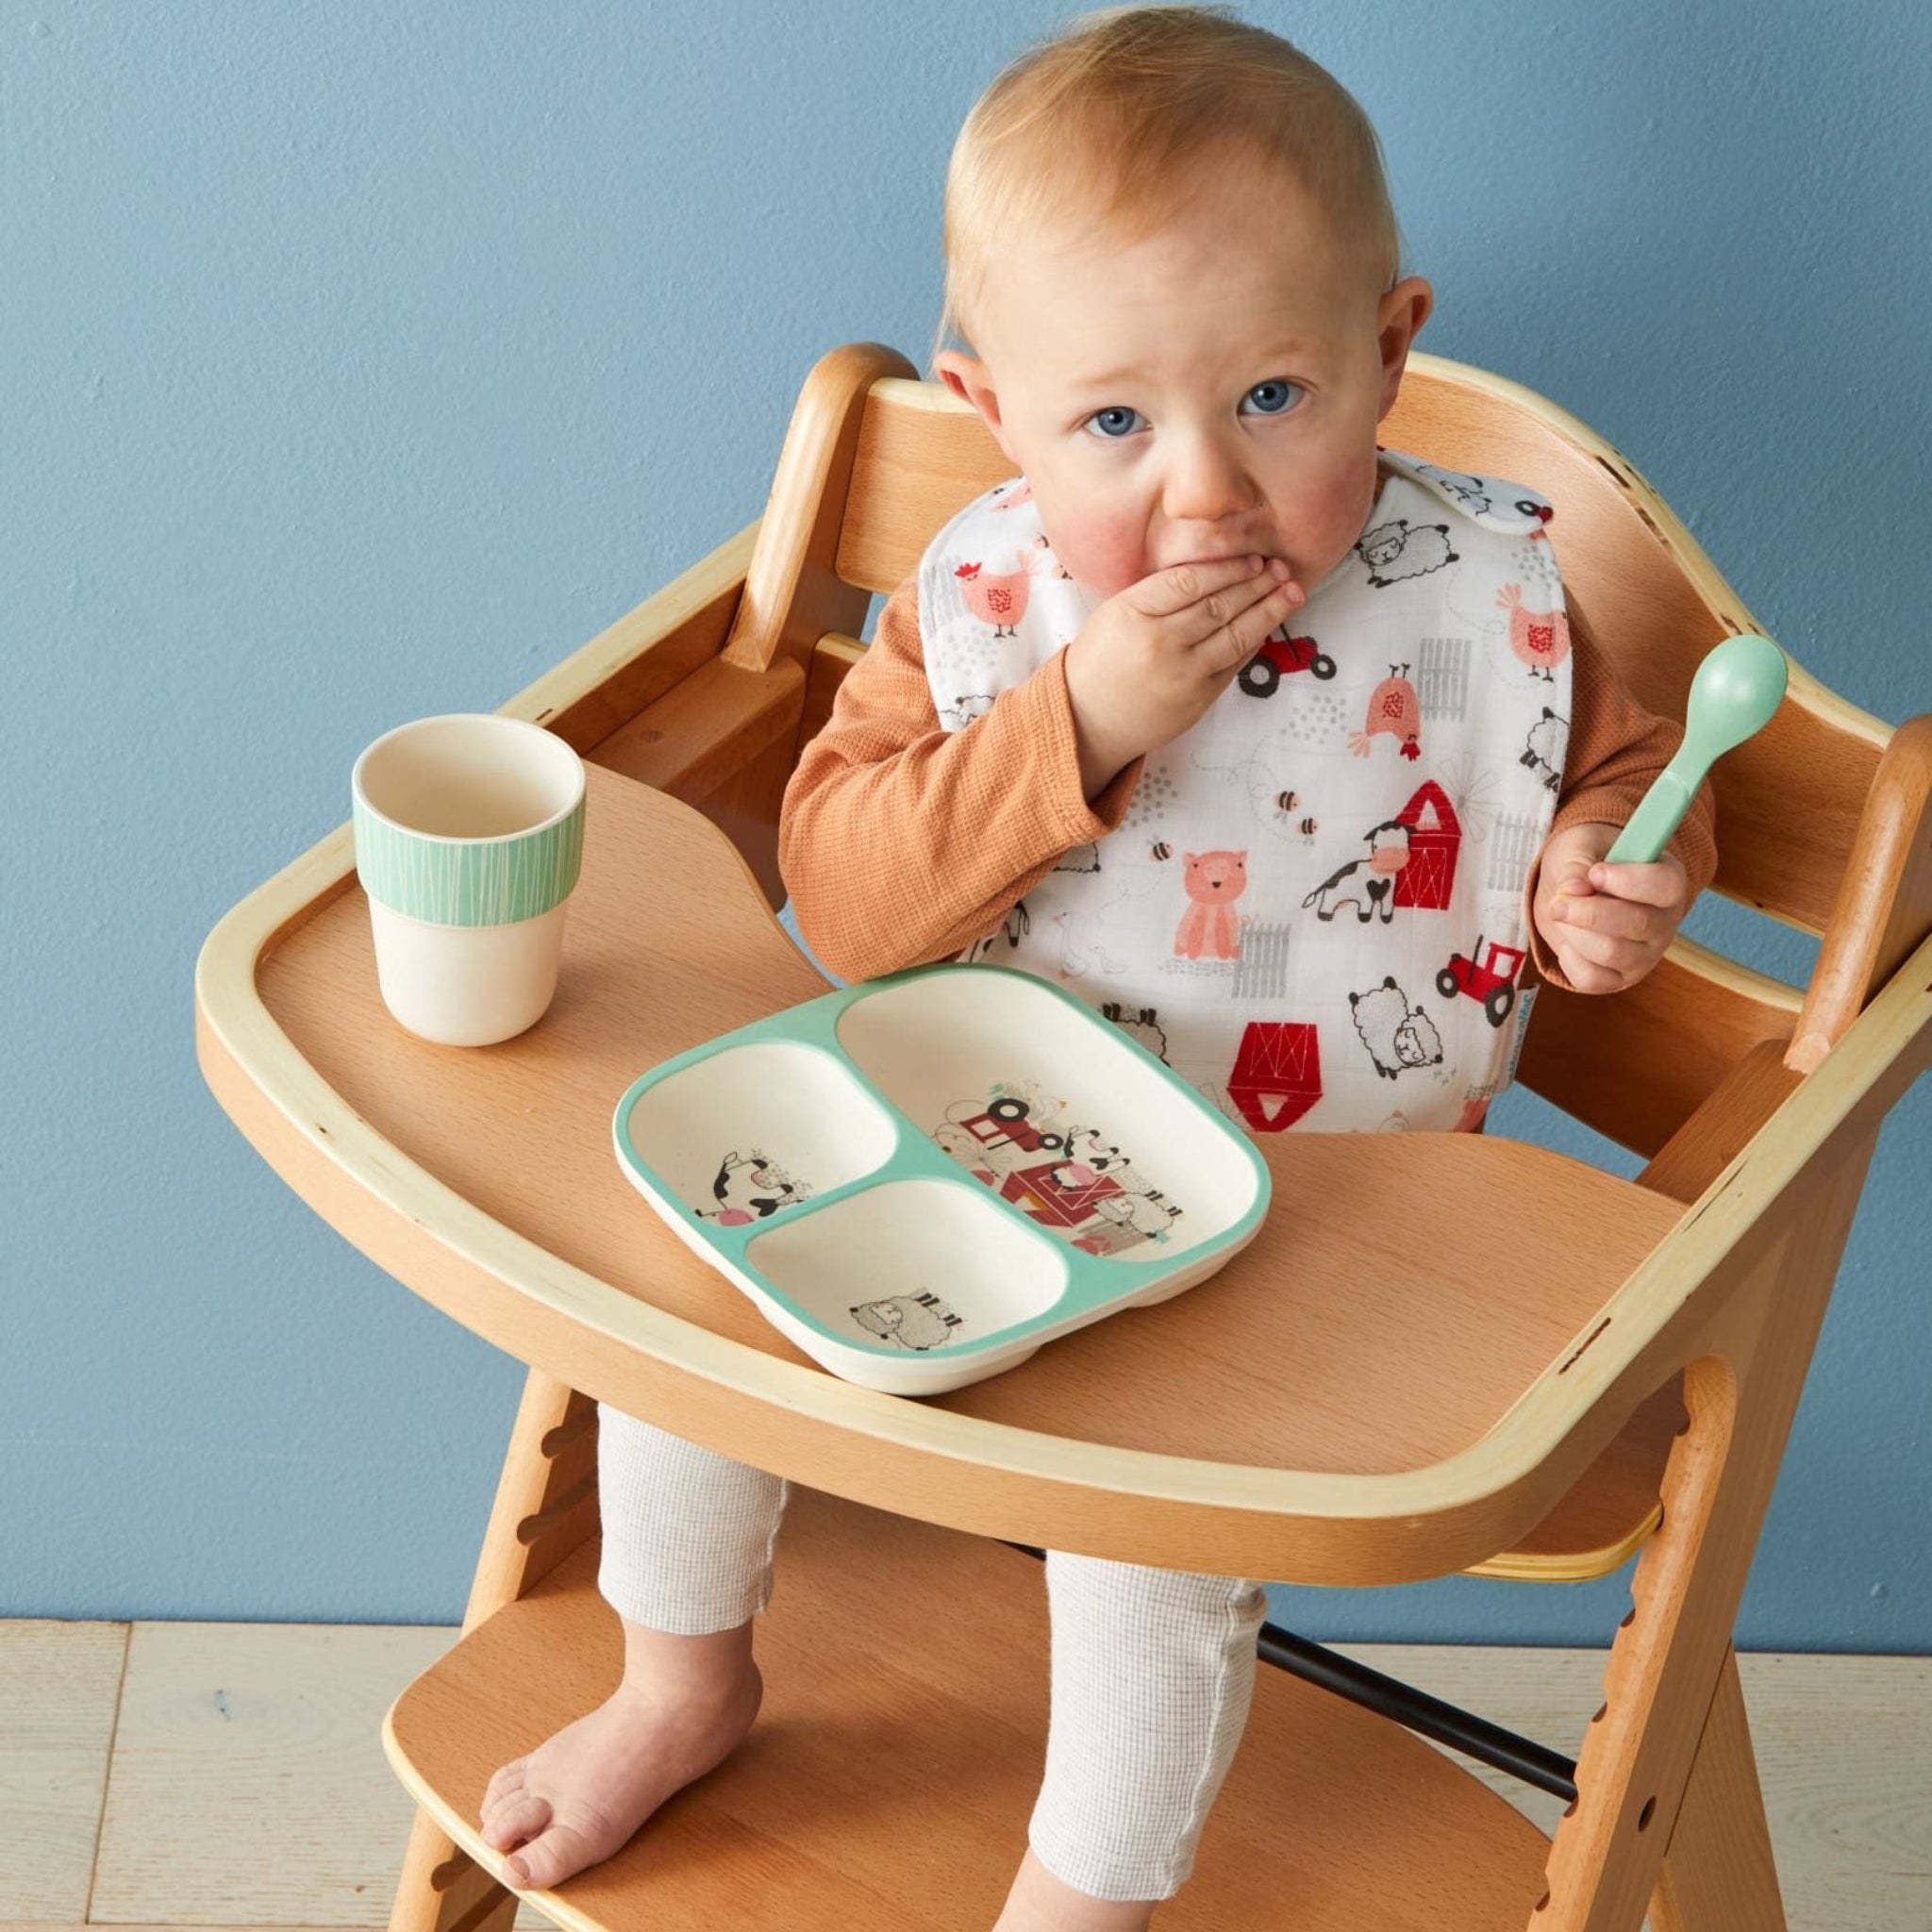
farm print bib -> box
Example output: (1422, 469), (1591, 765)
(918, 451), (1574, 1135)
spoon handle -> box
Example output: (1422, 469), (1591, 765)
(1605, 756), (1704, 865)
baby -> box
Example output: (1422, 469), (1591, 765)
(480, 8), (1715, 1926)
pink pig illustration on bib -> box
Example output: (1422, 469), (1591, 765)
(1174, 850), (1247, 959)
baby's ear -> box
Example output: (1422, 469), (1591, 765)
(1374, 275), (1435, 421)
(933, 349), (1017, 462)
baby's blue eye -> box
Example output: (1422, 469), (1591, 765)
(1242, 380), (1303, 416)
(1084, 405), (1144, 439)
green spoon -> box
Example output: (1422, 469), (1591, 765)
(1606, 632), (1789, 864)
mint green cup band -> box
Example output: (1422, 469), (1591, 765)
(354, 797), (584, 924)
(352, 716), (586, 927)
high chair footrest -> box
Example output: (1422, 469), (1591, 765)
(386, 1487), (1552, 1931)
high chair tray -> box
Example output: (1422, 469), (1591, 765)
(199, 756), (1724, 1583)
(612, 964), (1271, 1392)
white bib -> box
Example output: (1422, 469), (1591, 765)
(915, 453), (1574, 1135)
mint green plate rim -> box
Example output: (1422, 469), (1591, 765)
(611, 962), (1274, 1365)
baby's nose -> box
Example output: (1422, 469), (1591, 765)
(1160, 432), (1258, 525)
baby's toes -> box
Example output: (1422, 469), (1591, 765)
(481, 1790), (551, 1854)
(482, 1757), (528, 1809)
(506, 1820), (601, 1891)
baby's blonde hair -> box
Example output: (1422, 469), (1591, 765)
(935, 6), (1402, 369)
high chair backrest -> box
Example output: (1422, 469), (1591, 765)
(724, 343), (1924, 1155)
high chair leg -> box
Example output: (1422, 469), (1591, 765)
(390, 1812), (518, 1932)
(1534, 1133), (1877, 1931)
(1647, 1647), (1784, 1931)
(387, 1369), (598, 1932)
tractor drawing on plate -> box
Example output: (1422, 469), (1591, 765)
(1437, 937), (1527, 1028)
(962, 1094), (1065, 1157)
(1238, 628), (1336, 696)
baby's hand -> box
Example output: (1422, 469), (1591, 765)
(1064, 556), (1304, 795)
(1532, 822), (1690, 993)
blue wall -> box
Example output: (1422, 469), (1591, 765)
(5, 1), (1926, 1645)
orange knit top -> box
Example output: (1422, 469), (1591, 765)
(778, 574), (1717, 993)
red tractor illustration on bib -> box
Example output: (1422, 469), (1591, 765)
(1436, 937), (1527, 1028)
(1238, 627), (1336, 696)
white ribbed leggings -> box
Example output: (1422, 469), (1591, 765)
(596, 1404), (1268, 1903)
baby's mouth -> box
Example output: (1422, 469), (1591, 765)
(1181, 539), (1275, 558)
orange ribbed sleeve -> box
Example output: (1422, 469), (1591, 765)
(1522, 596), (1719, 989)
(779, 574), (1718, 991)
(777, 575), (1144, 982)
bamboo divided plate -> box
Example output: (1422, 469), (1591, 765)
(611, 963), (1271, 1393)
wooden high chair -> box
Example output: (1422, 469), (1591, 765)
(195, 342), (1932, 1932)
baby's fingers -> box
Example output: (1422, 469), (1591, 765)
(1191, 575), (1306, 674)
(1554, 923), (1646, 974)
(1587, 857), (1687, 910)
(1130, 554), (1277, 618)
(1548, 891), (1663, 943)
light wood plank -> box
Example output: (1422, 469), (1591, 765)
(10, 1622), (1923, 1931)
(0, 1620), (128, 1922)
(1339, 1644), (1932, 1932)
(89, 1624), (456, 1928)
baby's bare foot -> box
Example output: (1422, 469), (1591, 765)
(479, 1624), (762, 1891)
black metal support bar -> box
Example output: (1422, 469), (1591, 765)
(1255, 1623), (1579, 1803)
(1000, 1541), (1579, 1806)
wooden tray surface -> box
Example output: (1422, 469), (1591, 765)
(253, 767), (1678, 1486)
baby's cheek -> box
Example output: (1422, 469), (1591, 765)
(1040, 506), (1147, 600)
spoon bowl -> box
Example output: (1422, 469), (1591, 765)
(1606, 633), (1789, 864)
(1683, 632), (1790, 762)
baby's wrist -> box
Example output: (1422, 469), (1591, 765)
(1063, 648), (1146, 797)
(1074, 718), (1139, 800)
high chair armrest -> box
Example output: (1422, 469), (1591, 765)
(1635, 1040), (1804, 1207)
(1467, 926), (1932, 1522)
(1791, 712), (1932, 1071)
(499, 521), (760, 752)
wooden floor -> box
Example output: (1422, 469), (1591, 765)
(3, 1617), (1924, 1932)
